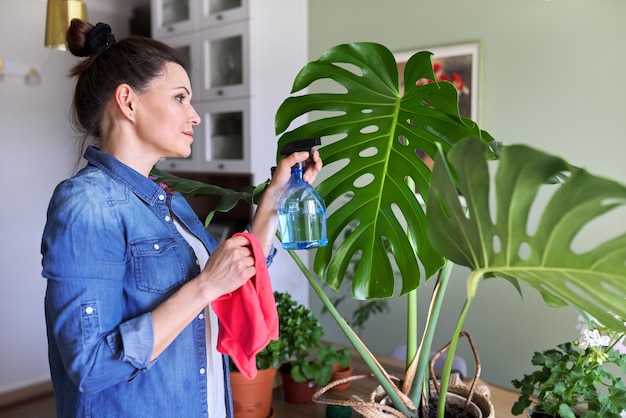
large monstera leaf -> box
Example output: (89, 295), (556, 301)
(275, 43), (494, 299)
(427, 137), (626, 331)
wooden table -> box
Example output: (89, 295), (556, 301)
(271, 349), (519, 417)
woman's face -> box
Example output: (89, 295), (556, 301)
(134, 62), (200, 160)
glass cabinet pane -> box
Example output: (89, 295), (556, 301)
(162, 0), (189, 26)
(209, 0), (241, 14)
(209, 35), (243, 88)
(198, 23), (249, 101)
(207, 110), (243, 160)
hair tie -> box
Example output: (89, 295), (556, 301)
(85, 22), (116, 56)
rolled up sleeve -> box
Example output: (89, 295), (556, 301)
(43, 180), (156, 394)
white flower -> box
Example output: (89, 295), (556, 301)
(579, 329), (610, 350)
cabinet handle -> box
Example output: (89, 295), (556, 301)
(218, 163), (225, 169)
(216, 14), (223, 21)
(217, 90), (224, 96)
(167, 26), (174, 33)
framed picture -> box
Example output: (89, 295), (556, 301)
(394, 42), (480, 121)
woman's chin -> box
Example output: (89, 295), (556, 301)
(167, 149), (192, 159)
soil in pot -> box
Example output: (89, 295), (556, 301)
(419, 396), (480, 418)
(411, 392), (482, 418)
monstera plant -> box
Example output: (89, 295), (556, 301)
(153, 42), (626, 417)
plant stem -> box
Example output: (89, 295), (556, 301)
(407, 261), (453, 405)
(287, 249), (413, 416)
(436, 296), (474, 418)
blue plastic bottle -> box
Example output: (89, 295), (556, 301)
(277, 138), (328, 250)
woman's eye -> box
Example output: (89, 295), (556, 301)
(175, 94), (186, 103)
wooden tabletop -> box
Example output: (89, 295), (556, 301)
(271, 348), (519, 418)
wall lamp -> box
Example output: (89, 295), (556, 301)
(45, 0), (88, 50)
(0, 59), (41, 86)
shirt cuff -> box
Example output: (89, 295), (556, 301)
(108, 312), (155, 370)
(245, 224), (277, 267)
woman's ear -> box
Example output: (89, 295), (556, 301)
(113, 84), (136, 120)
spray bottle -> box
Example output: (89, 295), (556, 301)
(277, 138), (328, 250)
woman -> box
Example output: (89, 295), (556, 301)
(41, 19), (321, 417)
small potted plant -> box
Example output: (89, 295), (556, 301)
(272, 291), (352, 403)
(228, 316), (286, 418)
(229, 291), (351, 414)
(511, 315), (626, 418)
(290, 344), (352, 392)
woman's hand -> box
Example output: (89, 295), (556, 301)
(151, 234), (254, 360)
(250, 148), (323, 256)
(267, 148), (323, 199)
(196, 234), (256, 301)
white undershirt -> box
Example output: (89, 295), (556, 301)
(173, 217), (227, 418)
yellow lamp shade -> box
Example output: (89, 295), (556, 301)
(45, 0), (88, 50)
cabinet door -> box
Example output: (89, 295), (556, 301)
(154, 139), (204, 172)
(199, 0), (249, 26)
(157, 32), (202, 101)
(151, 0), (200, 38)
(196, 99), (250, 173)
(196, 22), (250, 101)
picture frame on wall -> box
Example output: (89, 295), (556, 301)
(394, 42), (480, 121)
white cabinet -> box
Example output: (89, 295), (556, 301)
(196, 22), (249, 101)
(151, 0), (249, 38)
(157, 99), (250, 173)
(151, 0), (199, 38)
(152, 0), (308, 185)
(199, 0), (249, 27)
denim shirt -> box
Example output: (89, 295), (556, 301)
(42, 147), (241, 418)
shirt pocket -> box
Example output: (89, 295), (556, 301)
(130, 237), (187, 293)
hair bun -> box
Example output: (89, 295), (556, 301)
(85, 22), (116, 56)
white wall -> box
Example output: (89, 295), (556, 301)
(308, 0), (626, 389)
(0, 0), (144, 395)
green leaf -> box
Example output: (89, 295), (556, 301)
(149, 168), (265, 227)
(275, 43), (493, 299)
(427, 137), (626, 332)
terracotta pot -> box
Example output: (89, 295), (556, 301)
(330, 364), (353, 392)
(230, 367), (277, 418)
(280, 367), (317, 404)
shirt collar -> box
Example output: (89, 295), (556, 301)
(83, 146), (165, 205)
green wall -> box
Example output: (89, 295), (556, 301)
(307, 0), (626, 390)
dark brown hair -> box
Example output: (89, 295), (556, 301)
(66, 19), (188, 146)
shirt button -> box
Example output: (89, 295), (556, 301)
(164, 216), (171, 222)
(198, 313), (204, 320)
(158, 194), (165, 201)
(85, 306), (94, 314)
(199, 368), (206, 375)
(153, 244), (160, 250)
(195, 259), (200, 266)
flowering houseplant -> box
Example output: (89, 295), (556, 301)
(511, 316), (626, 418)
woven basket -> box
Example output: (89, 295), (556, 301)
(312, 373), (494, 417)
(312, 373), (416, 418)
(313, 332), (495, 417)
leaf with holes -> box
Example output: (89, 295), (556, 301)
(427, 137), (626, 331)
(275, 43), (494, 298)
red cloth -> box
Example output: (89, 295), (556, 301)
(211, 232), (279, 379)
